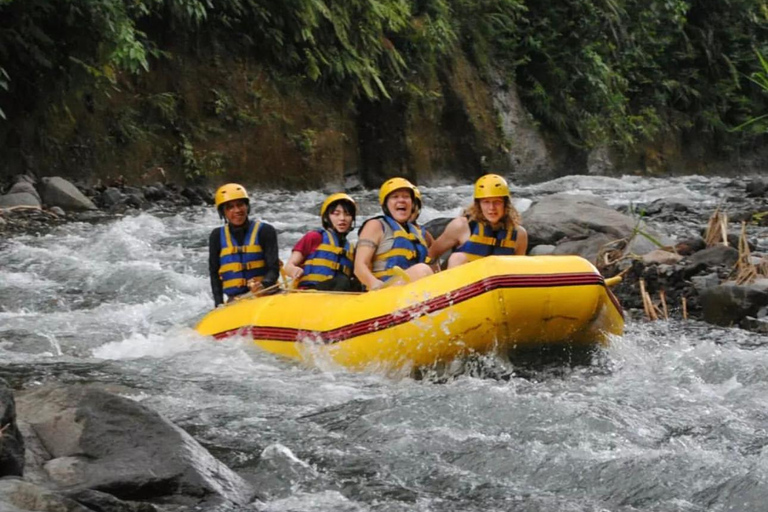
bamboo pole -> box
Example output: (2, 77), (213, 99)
(659, 290), (669, 320)
(682, 297), (688, 320)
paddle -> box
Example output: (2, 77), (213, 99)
(373, 266), (411, 290)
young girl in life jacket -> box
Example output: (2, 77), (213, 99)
(428, 174), (528, 269)
(283, 193), (359, 291)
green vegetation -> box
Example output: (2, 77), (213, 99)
(0, 0), (766, 181)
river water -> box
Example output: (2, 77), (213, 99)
(2, 175), (768, 511)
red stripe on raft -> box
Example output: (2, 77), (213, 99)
(213, 272), (619, 344)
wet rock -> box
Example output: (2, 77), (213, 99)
(0, 478), (91, 512)
(745, 177), (768, 197)
(63, 489), (159, 512)
(741, 316), (768, 334)
(644, 197), (697, 215)
(0, 192), (42, 209)
(181, 186), (209, 206)
(690, 273), (720, 292)
(686, 245), (739, 268)
(142, 184), (168, 201)
(523, 193), (669, 254)
(39, 177), (97, 212)
(8, 181), (41, 203)
(1, 378), (25, 477)
(49, 207), (65, 218)
(553, 233), (613, 263)
(16, 385), (255, 505)
(100, 187), (123, 207)
(641, 249), (683, 265)
(699, 282), (768, 327)
(423, 217), (452, 240)
(529, 244), (556, 255)
(675, 237), (706, 256)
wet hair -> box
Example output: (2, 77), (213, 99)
(322, 200), (356, 231)
(463, 197), (521, 229)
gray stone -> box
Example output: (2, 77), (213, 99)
(0, 377), (25, 477)
(49, 207), (66, 217)
(586, 146), (617, 176)
(16, 385), (254, 504)
(686, 246), (739, 268)
(553, 233), (613, 264)
(741, 316), (768, 334)
(8, 181), (41, 202)
(523, 193), (669, 258)
(529, 244), (556, 256)
(100, 188), (123, 206)
(0, 478), (91, 512)
(691, 273), (721, 292)
(490, 72), (557, 184)
(39, 177), (97, 211)
(699, 283), (768, 326)
(0, 192), (42, 209)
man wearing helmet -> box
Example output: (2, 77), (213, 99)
(354, 177), (433, 290)
(208, 183), (280, 306)
(428, 174), (528, 268)
(283, 193), (359, 291)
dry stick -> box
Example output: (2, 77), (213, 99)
(659, 290), (669, 320)
(639, 279), (658, 321)
(682, 297), (688, 320)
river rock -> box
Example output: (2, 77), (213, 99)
(8, 181), (41, 203)
(0, 478), (91, 512)
(686, 245), (739, 268)
(641, 249), (684, 265)
(15, 385), (255, 505)
(745, 177), (768, 197)
(552, 233), (613, 263)
(523, 193), (660, 247)
(529, 244), (556, 256)
(39, 177), (97, 212)
(0, 377), (25, 478)
(699, 282), (768, 327)
(0, 192), (41, 209)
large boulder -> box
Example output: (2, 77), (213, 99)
(0, 192), (41, 209)
(699, 281), (768, 327)
(523, 193), (671, 261)
(523, 193), (639, 245)
(16, 385), (254, 505)
(8, 181), (41, 203)
(39, 177), (97, 211)
(0, 377), (25, 477)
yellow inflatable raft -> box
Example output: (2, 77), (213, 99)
(196, 255), (624, 370)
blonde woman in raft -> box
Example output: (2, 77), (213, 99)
(428, 174), (528, 268)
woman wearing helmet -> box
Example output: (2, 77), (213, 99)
(208, 183), (280, 306)
(428, 174), (527, 268)
(354, 177), (433, 290)
(283, 193), (359, 291)
(409, 186), (434, 248)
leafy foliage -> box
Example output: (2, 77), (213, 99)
(0, 0), (766, 170)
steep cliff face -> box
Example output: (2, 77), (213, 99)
(1, 50), (537, 189)
(3, 48), (762, 191)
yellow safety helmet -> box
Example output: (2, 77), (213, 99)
(378, 177), (416, 206)
(474, 174), (510, 200)
(320, 193), (356, 218)
(214, 183), (249, 209)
